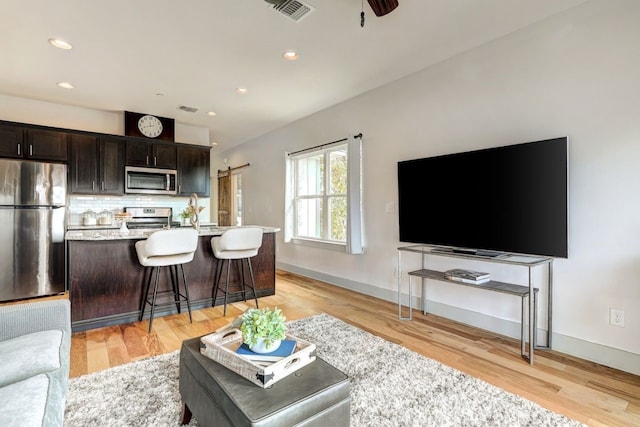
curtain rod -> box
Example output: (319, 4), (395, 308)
(217, 162), (250, 177)
(288, 133), (362, 157)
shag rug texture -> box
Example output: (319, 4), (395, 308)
(65, 313), (584, 426)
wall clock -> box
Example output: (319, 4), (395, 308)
(137, 114), (163, 138)
(124, 111), (175, 142)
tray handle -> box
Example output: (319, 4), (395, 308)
(216, 328), (243, 346)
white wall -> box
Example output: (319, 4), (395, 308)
(214, 0), (640, 374)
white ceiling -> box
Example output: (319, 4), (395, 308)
(0, 0), (589, 150)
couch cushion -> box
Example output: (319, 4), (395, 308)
(0, 330), (63, 387)
(0, 374), (51, 427)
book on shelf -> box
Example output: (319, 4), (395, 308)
(444, 268), (490, 281)
(236, 339), (297, 363)
(444, 274), (491, 285)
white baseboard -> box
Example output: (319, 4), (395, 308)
(277, 262), (640, 376)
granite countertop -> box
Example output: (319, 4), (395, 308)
(65, 225), (280, 241)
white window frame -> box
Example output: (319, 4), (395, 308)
(285, 137), (363, 254)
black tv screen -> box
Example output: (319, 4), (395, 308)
(397, 137), (568, 258)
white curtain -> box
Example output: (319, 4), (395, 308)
(346, 136), (364, 254)
(284, 153), (294, 243)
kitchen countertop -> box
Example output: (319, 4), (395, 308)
(65, 225), (280, 241)
(66, 221), (219, 231)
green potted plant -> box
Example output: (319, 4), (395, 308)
(240, 307), (287, 353)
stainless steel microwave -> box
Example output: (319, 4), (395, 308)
(125, 166), (177, 195)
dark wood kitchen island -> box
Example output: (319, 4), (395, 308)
(66, 226), (278, 331)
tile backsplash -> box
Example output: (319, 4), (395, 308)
(68, 195), (212, 226)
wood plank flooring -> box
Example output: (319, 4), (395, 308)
(70, 270), (640, 427)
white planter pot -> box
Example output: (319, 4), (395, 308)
(249, 338), (281, 354)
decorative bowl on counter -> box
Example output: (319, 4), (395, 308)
(97, 210), (113, 225)
(82, 210), (97, 226)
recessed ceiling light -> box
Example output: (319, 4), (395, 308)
(57, 82), (74, 89)
(235, 87), (248, 95)
(48, 38), (72, 50)
(207, 111), (217, 116)
(282, 50), (299, 61)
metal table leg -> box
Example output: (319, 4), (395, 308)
(398, 250), (412, 320)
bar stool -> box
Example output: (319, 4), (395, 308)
(135, 228), (199, 332)
(211, 227), (263, 316)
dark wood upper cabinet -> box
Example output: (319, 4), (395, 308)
(70, 134), (124, 195)
(177, 145), (211, 197)
(26, 129), (69, 161)
(124, 140), (148, 167)
(99, 137), (125, 194)
(1, 121), (205, 198)
(125, 139), (176, 169)
(69, 134), (99, 193)
(0, 123), (24, 158)
(0, 122), (68, 162)
(152, 143), (177, 169)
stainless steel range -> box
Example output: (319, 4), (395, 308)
(124, 207), (173, 229)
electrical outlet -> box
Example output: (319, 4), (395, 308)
(385, 202), (395, 214)
(609, 308), (625, 327)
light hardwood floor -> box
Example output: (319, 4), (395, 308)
(70, 270), (640, 427)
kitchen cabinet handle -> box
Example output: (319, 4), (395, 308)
(154, 156), (157, 166)
(92, 181), (95, 191)
(29, 145), (33, 156)
(101, 182), (105, 191)
(146, 155), (149, 165)
(17, 144), (21, 156)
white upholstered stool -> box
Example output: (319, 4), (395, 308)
(211, 227), (263, 316)
(135, 228), (199, 332)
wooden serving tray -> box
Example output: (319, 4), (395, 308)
(200, 328), (316, 388)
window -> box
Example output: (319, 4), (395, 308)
(285, 137), (363, 253)
(231, 173), (243, 226)
(293, 144), (347, 242)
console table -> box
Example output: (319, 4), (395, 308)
(397, 245), (553, 364)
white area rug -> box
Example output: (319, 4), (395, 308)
(65, 313), (583, 426)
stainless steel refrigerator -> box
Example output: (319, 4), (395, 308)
(0, 159), (67, 302)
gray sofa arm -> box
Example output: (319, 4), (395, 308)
(0, 299), (71, 342)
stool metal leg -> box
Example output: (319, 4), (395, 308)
(212, 259), (224, 306)
(180, 264), (193, 323)
(212, 255), (260, 316)
(148, 266), (162, 333)
(224, 259), (232, 316)
(246, 257), (259, 309)
(140, 266), (155, 321)
(170, 265), (181, 314)
(239, 259), (247, 302)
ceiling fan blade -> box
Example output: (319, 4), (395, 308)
(367, 0), (399, 17)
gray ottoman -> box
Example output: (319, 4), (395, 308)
(179, 336), (351, 427)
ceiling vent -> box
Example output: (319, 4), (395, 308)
(178, 105), (198, 113)
(269, 0), (314, 22)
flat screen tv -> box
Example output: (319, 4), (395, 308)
(397, 137), (568, 258)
